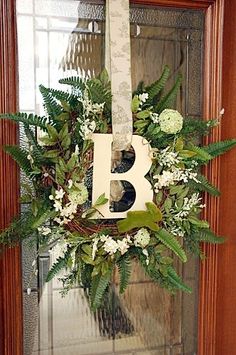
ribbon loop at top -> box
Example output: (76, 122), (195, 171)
(105, 0), (133, 151)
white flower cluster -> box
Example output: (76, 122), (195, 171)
(134, 228), (150, 248)
(172, 193), (205, 221)
(37, 226), (51, 236)
(157, 147), (181, 168)
(91, 228), (151, 265)
(159, 109), (183, 134)
(79, 119), (96, 140)
(138, 93), (149, 103)
(80, 90), (105, 117)
(50, 183), (88, 226)
(167, 225), (185, 238)
(150, 113), (159, 123)
(163, 193), (205, 237)
(154, 167), (198, 191)
(27, 145), (34, 164)
(92, 234), (132, 260)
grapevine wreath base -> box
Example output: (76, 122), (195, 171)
(1, 67), (235, 310)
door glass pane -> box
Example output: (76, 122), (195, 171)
(17, 1), (204, 354)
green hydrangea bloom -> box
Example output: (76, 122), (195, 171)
(159, 109), (183, 134)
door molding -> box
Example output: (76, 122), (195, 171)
(0, 1), (23, 354)
(0, 1), (227, 354)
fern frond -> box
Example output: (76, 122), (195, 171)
(87, 79), (111, 107)
(90, 268), (113, 310)
(45, 87), (76, 103)
(39, 85), (63, 118)
(187, 144), (212, 162)
(46, 247), (75, 282)
(155, 73), (182, 113)
(31, 209), (56, 229)
(0, 112), (48, 130)
(117, 255), (132, 293)
(203, 139), (236, 158)
(23, 124), (45, 163)
(189, 174), (220, 196)
(195, 228), (225, 243)
(155, 229), (187, 262)
(167, 266), (192, 293)
(145, 65), (170, 103)
(4, 145), (32, 176)
(59, 76), (87, 91)
(0, 210), (35, 247)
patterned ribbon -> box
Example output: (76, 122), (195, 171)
(105, 0), (133, 151)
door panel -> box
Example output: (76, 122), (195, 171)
(17, 2), (204, 354)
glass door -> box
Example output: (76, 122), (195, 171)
(17, 1), (204, 354)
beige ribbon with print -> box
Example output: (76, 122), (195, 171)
(105, 0), (133, 151)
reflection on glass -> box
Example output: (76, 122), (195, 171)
(17, 1), (203, 354)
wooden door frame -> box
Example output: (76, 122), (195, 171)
(0, 1), (23, 355)
(1, 0), (234, 354)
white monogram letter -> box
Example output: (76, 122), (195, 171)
(92, 134), (153, 218)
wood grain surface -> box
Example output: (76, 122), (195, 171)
(215, 0), (236, 353)
(0, 0), (23, 354)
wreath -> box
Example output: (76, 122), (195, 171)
(1, 66), (235, 310)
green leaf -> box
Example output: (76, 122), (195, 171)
(94, 193), (109, 206)
(117, 202), (162, 233)
(134, 120), (149, 129)
(155, 229), (187, 262)
(98, 68), (110, 85)
(61, 135), (71, 149)
(82, 244), (93, 256)
(67, 154), (78, 171)
(55, 164), (65, 184)
(43, 150), (60, 159)
(39, 135), (57, 146)
(31, 200), (38, 216)
(46, 124), (59, 139)
(178, 187), (189, 199)
(58, 158), (68, 172)
(163, 197), (172, 213)
(131, 96), (140, 113)
(175, 137), (184, 151)
(60, 100), (70, 112)
(81, 253), (95, 265)
(169, 185), (184, 195)
(136, 110), (150, 119)
(179, 150), (197, 158)
(156, 191), (163, 204)
(58, 123), (69, 140)
(160, 256), (173, 265)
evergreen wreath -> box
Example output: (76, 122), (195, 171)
(1, 66), (235, 310)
